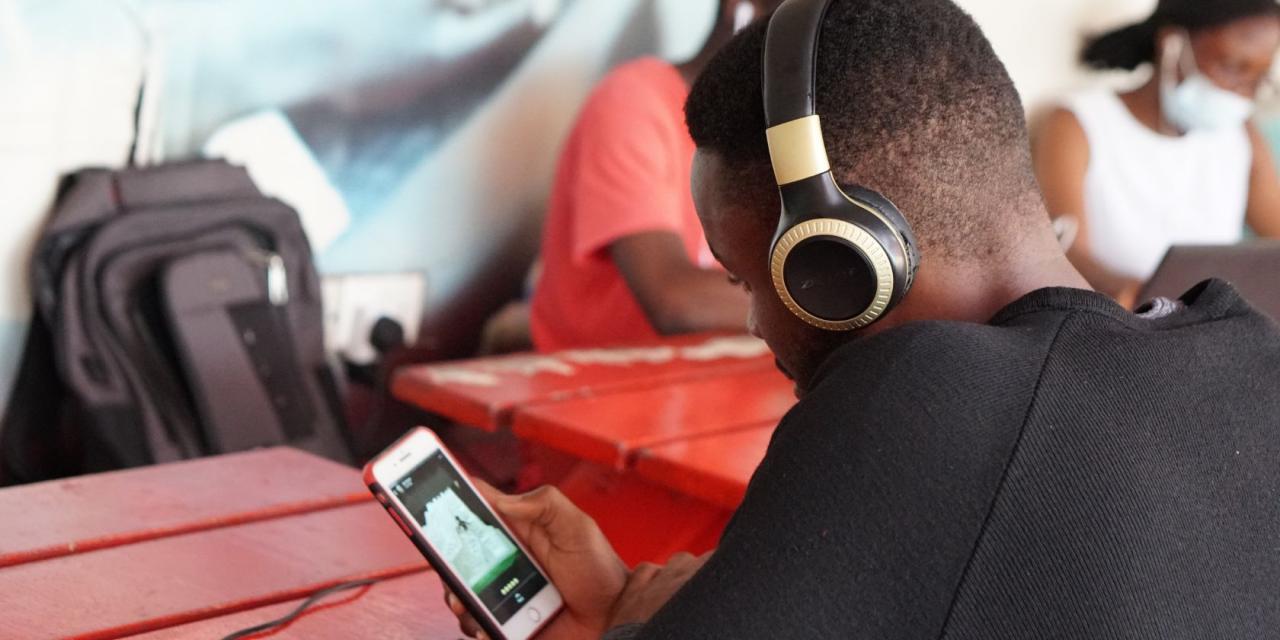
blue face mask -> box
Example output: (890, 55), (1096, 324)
(1160, 31), (1255, 133)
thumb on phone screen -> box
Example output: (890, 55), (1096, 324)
(471, 481), (630, 638)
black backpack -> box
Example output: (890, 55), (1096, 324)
(1, 160), (352, 484)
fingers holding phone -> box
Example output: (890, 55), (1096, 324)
(608, 552), (711, 629)
(368, 429), (701, 639)
(470, 482), (629, 639)
(445, 588), (490, 639)
(364, 429), (566, 640)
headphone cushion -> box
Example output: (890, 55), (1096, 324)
(844, 185), (920, 283)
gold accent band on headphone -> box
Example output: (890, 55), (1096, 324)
(766, 115), (832, 186)
(770, 218), (895, 331)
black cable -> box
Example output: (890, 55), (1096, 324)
(219, 577), (382, 640)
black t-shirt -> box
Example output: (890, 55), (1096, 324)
(620, 281), (1280, 639)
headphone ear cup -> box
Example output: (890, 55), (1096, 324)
(844, 185), (920, 283)
(778, 233), (881, 323)
(845, 186), (906, 229)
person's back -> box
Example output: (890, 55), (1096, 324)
(638, 280), (1280, 638)
(944, 281), (1280, 637)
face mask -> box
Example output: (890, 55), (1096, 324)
(1160, 31), (1255, 133)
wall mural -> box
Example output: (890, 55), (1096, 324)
(287, 0), (574, 223)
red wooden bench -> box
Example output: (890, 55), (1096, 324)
(0, 448), (367, 569)
(0, 449), (455, 639)
(503, 370), (789, 564)
(130, 571), (456, 639)
(635, 424), (775, 512)
(512, 368), (792, 470)
(393, 333), (775, 430)
(391, 335), (791, 565)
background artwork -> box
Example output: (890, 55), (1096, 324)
(7, 0), (1263, 415)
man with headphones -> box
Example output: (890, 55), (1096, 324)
(446, 0), (1280, 638)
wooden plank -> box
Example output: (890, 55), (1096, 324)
(0, 502), (426, 640)
(0, 448), (368, 569)
(556, 462), (731, 566)
(512, 369), (793, 469)
(127, 571), (458, 640)
(634, 426), (775, 512)
(393, 334), (776, 430)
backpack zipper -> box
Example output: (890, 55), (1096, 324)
(244, 248), (290, 306)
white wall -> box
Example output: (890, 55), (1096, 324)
(955, 0), (1156, 112)
(0, 0), (147, 411)
(655, 0), (1160, 111)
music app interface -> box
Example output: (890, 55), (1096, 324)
(392, 452), (548, 623)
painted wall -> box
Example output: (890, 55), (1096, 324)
(0, 0), (1251, 415)
(0, 0), (663, 409)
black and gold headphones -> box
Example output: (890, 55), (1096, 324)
(764, 0), (920, 330)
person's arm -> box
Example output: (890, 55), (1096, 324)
(1034, 107), (1142, 308)
(564, 66), (748, 336)
(1245, 122), (1280, 238)
(611, 232), (748, 335)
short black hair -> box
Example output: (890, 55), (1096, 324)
(1083, 0), (1280, 71)
(686, 0), (1042, 261)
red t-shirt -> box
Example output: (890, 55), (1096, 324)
(530, 58), (715, 352)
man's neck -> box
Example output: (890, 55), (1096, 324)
(882, 231), (1092, 330)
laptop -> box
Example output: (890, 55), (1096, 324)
(1140, 242), (1280, 320)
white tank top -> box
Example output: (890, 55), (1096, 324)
(1063, 89), (1252, 281)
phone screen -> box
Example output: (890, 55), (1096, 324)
(390, 451), (549, 624)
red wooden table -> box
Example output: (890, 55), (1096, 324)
(392, 334), (793, 566)
(634, 424), (776, 512)
(512, 368), (792, 470)
(393, 333), (777, 430)
(0, 449), (455, 639)
(131, 571), (455, 639)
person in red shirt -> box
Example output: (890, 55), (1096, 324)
(529, 1), (783, 352)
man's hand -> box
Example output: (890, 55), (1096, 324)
(606, 552), (710, 629)
(443, 482), (628, 640)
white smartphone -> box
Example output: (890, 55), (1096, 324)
(364, 428), (563, 640)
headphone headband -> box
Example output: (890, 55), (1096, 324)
(763, 0), (834, 126)
(764, 0), (835, 187)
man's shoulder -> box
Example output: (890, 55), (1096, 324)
(584, 57), (680, 111)
(809, 317), (1063, 408)
(599, 56), (679, 86)
(702, 319), (1070, 640)
(566, 57), (684, 150)
(771, 318), (1065, 476)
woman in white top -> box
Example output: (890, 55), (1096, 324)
(1036, 0), (1280, 307)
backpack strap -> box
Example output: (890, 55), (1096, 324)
(1, 318), (70, 484)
